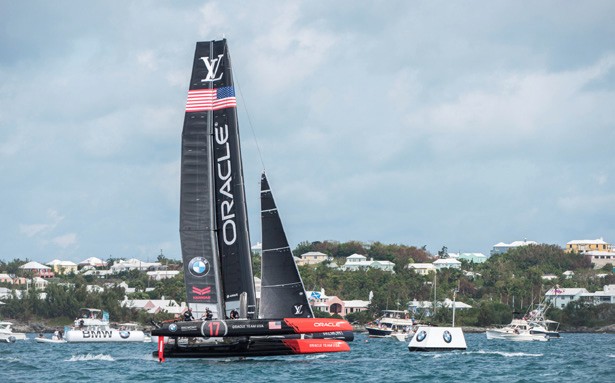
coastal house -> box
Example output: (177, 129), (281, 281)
(407, 263), (436, 275)
(296, 251), (329, 266)
(341, 254), (395, 273)
(78, 257), (108, 268)
(110, 258), (162, 273)
(490, 240), (538, 256)
(80, 268), (112, 278)
(306, 289), (369, 317)
(565, 238), (611, 253)
(18, 261), (54, 278)
(343, 299), (371, 315)
(586, 251), (615, 269)
(0, 273), (13, 284)
(544, 287), (589, 309)
(46, 259), (78, 274)
(146, 270), (180, 281)
(449, 252), (487, 264)
(31, 277), (48, 290)
(433, 258), (462, 270)
(579, 284), (615, 305)
(120, 297), (184, 315)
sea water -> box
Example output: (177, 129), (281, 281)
(1, 333), (613, 383)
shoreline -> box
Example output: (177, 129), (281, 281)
(8, 321), (615, 334)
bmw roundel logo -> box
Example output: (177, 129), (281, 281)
(119, 331), (130, 339)
(189, 257), (210, 277)
(169, 324), (177, 332)
(443, 330), (452, 343)
(416, 330), (427, 342)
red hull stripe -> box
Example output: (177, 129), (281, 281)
(282, 339), (350, 354)
(283, 318), (353, 333)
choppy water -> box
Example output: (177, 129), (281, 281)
(1, 333), (613, 383)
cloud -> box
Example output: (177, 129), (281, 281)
(52, 233), (78, 248)
(19, 209), (64, 238)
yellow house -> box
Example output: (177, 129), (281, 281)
(566, 238), (611, 253)
(46, 260), (78, 274)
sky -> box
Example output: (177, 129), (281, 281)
(1, 1), (614, 264)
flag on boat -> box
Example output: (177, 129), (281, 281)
(186, 86), (237, 112)
(102, 311), (109, 321)
(268, 321), (282, 330)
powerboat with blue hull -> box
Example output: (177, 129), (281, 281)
(153, 39), (351, 360)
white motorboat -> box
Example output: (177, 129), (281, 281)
(486, 303), (559, 342)
(64, 308), (146, 343)
(35, 335), (67, 344)
(0, 321), (27, 342)
(486, 320), (549, 342)
(365, 310), (416, 340)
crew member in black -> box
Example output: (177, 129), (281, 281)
(229, 309), (239, 319)
(183, 308), (194, 321)
(205, 308), (213, 320)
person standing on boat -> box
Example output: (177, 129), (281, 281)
(229, 309), (239, 319)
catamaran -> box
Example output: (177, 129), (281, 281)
(151, 40), (352, 360)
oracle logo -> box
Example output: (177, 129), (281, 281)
(313, 322), (344, 328)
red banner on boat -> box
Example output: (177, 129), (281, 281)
(283, 318), (353, 333)
(282, 339), (350, 354)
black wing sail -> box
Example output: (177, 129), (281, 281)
(259, 172), (314, 318)
(180, 40), (256, 319)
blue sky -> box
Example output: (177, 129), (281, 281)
(1, 1), (614, 263)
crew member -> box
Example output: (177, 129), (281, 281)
(183, 308), (194, 321)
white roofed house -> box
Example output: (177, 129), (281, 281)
(19, 261), (54, 278)
(449, 252), (487, 264)
(146, 270), (180, 281)
(341, 254), (395, 273)
(46, 259), (78, 275)
(433, 258), (462, 270)
(407, 263), (436, 275)
(121, 297), (184, 315)
(78, 257), (108, 268)
(565, 238), (611, 253)
(342, 254), (369, 271)
(31, 277), (49, 290)
(0, 273), (14, 284)
(586, 251), (615, 269)
(296, 251), (329, 266)
(580, 284), (615, 305)
(491, 240), (538, 256)
(545, 287), (589, 309)
(110, 258), (162, 273)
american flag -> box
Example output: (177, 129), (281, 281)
(268, 321), (282, 330)
(186, 86), (237, 112)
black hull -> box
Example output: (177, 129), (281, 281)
(154, 335), (352, 359)
(155, 338), (290, 358)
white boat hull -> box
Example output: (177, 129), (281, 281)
(486, 329), (548, 342)
(65, 329), (146, 342)
(35, 337), (67, 344)
(408, 326), (467, 351)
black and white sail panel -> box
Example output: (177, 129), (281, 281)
(259, 172), (314, 319)
(180, 40), (255, 319)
